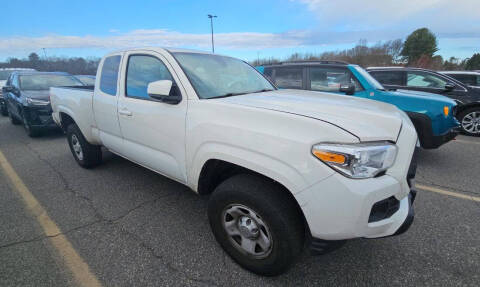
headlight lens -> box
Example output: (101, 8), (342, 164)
(27, 97), (50, 106)
(312, 142), (397, 179)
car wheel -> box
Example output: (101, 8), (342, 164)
(8, 106), (21, 125)
(458, 107), (480, 137)
(0, 105), (7, 116)
(66, 123), (102, 168)
(21, 110), (40, 137)
(208, 174), (305, 276)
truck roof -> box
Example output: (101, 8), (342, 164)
(107, 47), (212, 56)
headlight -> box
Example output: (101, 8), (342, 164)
(312, 142), (397, 179)
(26, 98), (50, 106)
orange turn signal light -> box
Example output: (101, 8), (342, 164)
(313, 150), (346, 164)
(444, 106), (449, 116)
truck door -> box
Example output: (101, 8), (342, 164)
(116, 51), (187, 183)
(93, 54), (123, 153)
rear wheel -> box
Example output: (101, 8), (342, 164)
(458, 107), (480, 137)
(208, 174), (305, 276)
(7, 106), (21, 125)
(66, 123), (102, 168)
(0, 105), (7, 116)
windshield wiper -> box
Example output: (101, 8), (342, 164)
(251, 89), (274, 93)
(209, 92), (248, 99)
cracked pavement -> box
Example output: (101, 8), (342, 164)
(0, 117), (479, 286)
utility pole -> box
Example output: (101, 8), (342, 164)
(207, 14), (217, 53)
(42, 48), (47, 59)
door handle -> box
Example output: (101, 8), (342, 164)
(118, 109), (132, 116)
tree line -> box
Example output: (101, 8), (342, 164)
(252, 28), (480, 71)
(0, 53), (99, 75)
(1, 28), (479, 73)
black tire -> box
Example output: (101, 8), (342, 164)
(66, 123), (102, 168)
(21, 110), (40, 137)
(458, 107), (480, 137)
(8, 106), (21, 125)
(208, 174), (305, 276)
(0, 105), (7, 117)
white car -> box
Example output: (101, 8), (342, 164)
(50, 48), (418, 275)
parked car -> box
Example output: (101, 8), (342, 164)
(2, 71), (83, 137)
(0, 68), (36, 116)
(440, 71), (480, 88)
(258, 61), (459, 148)
(74, 75), (96, 86)
(50, 48), (418, 276)
(367, 67), (480, 136)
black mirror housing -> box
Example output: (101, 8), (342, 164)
(339, 83), (356, 95)
(444, 83), (455, 91)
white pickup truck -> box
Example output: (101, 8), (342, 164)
(50, 47), (418, 276)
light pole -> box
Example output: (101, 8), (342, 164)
(207, 14), (217, 53)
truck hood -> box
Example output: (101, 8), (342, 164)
(392, 89), (456, 105)
(218, 89), (405, 142)
(22, 90), (50, 101)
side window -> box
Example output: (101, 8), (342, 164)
(274, 68), (303, 89)
(370, 71), (403, 86)
(99, 55), (121, 96)
(309, 67), (363, 92)
(126, 55), (173, 100)
(451, 74), (476, 86)
(407, 71), (447, 88)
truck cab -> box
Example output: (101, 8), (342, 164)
(258, 62), (460, 148)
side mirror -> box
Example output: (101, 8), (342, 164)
(147, 80), (181, 104)
(444, 83), (455, 91)
(2, 86), (13, 93)
(339, 83), (355, 95)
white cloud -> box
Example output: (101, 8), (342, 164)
(297, 0), (480, 31)
(0, 29), (304, 54)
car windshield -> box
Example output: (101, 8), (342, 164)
(75, 75), (96, 85)
(172, 52), (275, 99)
(19, 74), (83, 90)
(0, 70), (20, 80)
(353, 66), (385, 90)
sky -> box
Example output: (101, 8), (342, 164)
(0, 0), (479, 62)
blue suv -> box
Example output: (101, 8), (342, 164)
(257, 61), (459, 149)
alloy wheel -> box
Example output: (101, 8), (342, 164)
(461, 111), (480, 134)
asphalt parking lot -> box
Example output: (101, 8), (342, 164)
(0, 116), (479, 287)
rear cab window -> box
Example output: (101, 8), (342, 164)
(99, 55), (121, 96)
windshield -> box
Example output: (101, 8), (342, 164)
(353, 66), (385, 90)
(172, 52), (275, 99)
(19, 74), (83, 90)
(75, 75), (96, 85)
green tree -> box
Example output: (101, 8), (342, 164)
(401, 28), (438, 65)
(465, 53), (480, 70)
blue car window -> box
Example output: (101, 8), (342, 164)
(126, 55), (173, 100)
(99, 55), (121, 96)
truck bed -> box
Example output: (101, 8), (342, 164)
(50, 86), (96, 141)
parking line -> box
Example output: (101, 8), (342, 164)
(416, 184), (480, 202)
(0, 150), (102, 287)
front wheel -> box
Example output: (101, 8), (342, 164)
(208, 174), (305, 276)
(66, 123), (102, 168)
(458, 107), (480, 137)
